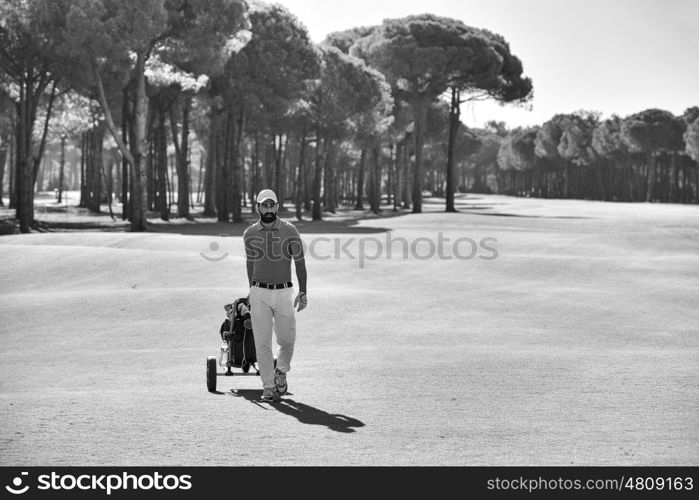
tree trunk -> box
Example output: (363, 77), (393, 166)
(196, 155), (204, 204)
(323, 139), (336, 213)
(303, 152), (312, 212)
(295, 128), (307, 220)
(16, 75), (36, 233)
(170, 96), (191, 219)
(155, 97), (168, 220)
(250, 129), (260, 214)
(31, 82), (57, 193)
(231, 106), (245, 223)
(35, 155), (45, 193)
(386, 143), (394, 207)
(203, 108), (218, 217)
(167, 154), (174, 214)
(92, 57), (143, 229)
(669, 153), (678, 203)
(428, 165), (434, 195)
(403, 135), (412, 209)
(8, 130), (16, 209)
(180, 97), (191, 217)
(348, 165), (355, 205)
(146, 120), (155, 210)
(99, 161), (115, 220)
(369, 142), (382, 214)
(215, 113), (226, 221)
(188, 150), (195, 209)
(322, 139), (330, 210)
(57, 135), (66, 204)
(0, 135), (7, 207)
(367, 145), (375, 213)
(355, 148), (366, 210)
(412, 100), (427, 213)
(87, 122), (104, 213)
(273, 132), (284, 209)
(129, 52), (150, 231)
(312, 129), (324, 221)
(241, 136), (247, 209)
(446, 88), (460, 212)
(339, 164), (346, 207)
(394, 142), (402, 211)
(121, 89), (130, 220)
(215, 112), (231, 222)
(646, 152), (656, 202)
(595, 162), (606, 201)
(79, 132), (86, 206)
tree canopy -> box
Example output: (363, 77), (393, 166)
(2, 3), (697, 234)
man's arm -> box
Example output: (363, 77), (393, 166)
(290, 227), (307, 311)
(293, 258), (307, 312)
(246, 259), (254, 288)
(290, 227), (307, 292)
(295, 258), (307, 293)
(243, 229), (254, 288)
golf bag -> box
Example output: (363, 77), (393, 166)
(220, 297), (257, 373)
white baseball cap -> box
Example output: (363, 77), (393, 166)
(256, 189), (278, 204)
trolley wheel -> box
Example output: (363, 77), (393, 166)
(242, 362), (251, 373)
(206, 356), (217, 392)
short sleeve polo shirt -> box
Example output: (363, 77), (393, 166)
(243, 217), (304, 285)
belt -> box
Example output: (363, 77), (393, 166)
(252, 281), (293, 290)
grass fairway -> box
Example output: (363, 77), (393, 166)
(1, 194), (697, 466)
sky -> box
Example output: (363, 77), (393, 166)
(271, 0), (699, 129)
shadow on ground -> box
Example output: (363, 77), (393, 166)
(228, 389), (365, 434)
(471, 212), (592, 219)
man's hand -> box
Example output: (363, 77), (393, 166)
(294, 291), (307, 312)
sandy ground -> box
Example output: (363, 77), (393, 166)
(0, 194), (697, 466)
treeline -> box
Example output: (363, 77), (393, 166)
(0, 1), (696, 234)
(484, 109), (699, 203)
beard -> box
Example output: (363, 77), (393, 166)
(261, 212), (277, 224)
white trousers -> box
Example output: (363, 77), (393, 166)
(249, 286), (296, 391)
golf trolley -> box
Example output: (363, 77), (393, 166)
(206, 298), (259, 392)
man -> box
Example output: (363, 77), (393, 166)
(243, 189), (307, 403)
